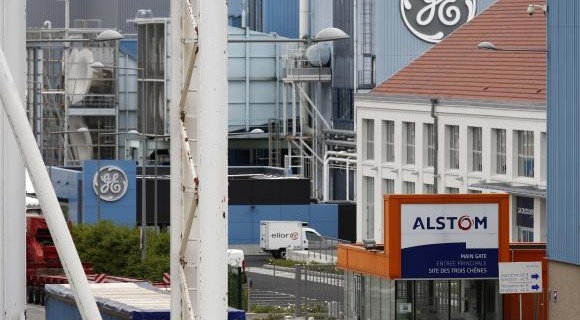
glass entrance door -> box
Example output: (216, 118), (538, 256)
(395, 280), (501, 320)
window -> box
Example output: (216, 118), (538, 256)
(518, 228), (534, 242)
(403, 181), (415, 194)
(494, 129), (506, 174)
(516, 196), (534, 242)
(364, 176), (374, 239)
(446, 187), (459, 194)
(363, 119), (374, 160)
(468, 189), (483, 194)
(332, 89), (353, 129)
(404, 122), (415, 165)
(541, 132), (547, 180)
(426, 123), (436, 167)
(424, 184), (435, 194)
(448, 125), (459, 169)
(470, 127), (482, 172)
(517, 130), (534, 177)
(305, 230), (322, 242)
(382, 120), (395, 162)
(383, 179), (395, 195)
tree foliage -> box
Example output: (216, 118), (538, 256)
(71, 221), (169, 282)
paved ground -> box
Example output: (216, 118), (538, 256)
(26, 304), (45, 320)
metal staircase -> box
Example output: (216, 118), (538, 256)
(279, 45), (332, 199)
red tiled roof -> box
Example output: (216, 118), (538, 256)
(371, 0), (546, 104)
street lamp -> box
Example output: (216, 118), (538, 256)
(99, 130), (154, 262)
(477, 41), (547, 53)
(227, 27), (349, 43)
(26, 29), (125, 43)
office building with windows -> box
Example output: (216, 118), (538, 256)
(355, 0), (547, 245)
(341, 0), (548, 318)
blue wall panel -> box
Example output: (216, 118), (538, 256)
(262, 0), (298, 38)
(547, 0), (580, 265)
(374, 0), (497, 84)
(229, 204), (338, 245)
(49, 167), (82, 223)
(82, 160), (137, 226)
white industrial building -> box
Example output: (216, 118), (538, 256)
(355, 0), (547, 246)
(356, 97), (546, 244)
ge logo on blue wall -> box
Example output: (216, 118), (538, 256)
(92, 166), (129, 202)
(401, 0), (476, 43)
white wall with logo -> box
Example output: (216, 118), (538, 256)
(374, 0), (497, 84)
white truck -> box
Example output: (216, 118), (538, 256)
(259, 220), (322, 259)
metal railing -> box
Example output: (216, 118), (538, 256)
(246, 263), (344, 319)
(308, 236), (351, 263)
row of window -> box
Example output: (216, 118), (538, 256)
(363, 176), (478, 238)
(363, 119), (538, 178)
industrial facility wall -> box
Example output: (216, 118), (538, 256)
(261, 0), (298, 38)
(26, 0), (169, 34)
(47, 167), (82, 224)
(547, 0), (580, 265)
(374, 0), (496, 84)
(229, 204), (339, 245)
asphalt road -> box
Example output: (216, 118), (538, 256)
(27, 304), (45, 320)
(245, 255), (343, 307)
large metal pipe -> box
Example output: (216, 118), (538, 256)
(299, 0), (310, 39)
(0, 1), (26, 318)
(0, 49), (101, 319)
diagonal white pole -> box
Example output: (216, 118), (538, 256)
(0, 48), (102, 320)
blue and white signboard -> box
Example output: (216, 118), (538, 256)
(401, 203), (498, 278)
(82, 160), (136, 226)
(499, 262), (542, 294)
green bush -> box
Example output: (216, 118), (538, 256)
(71, 221), (169, 282)
(228, 267), (248, 310)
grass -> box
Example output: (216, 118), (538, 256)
(249, 303), (334, 319)
(265, 258), (343, 275)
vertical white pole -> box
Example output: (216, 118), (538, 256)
(323, 157), (328, 201)
(169, 0), (183, 318)
(0, 1), (25, 318)
(198, 0), (228, 317)
(346, 157), (350, 201)
(0, 43), (102, 320)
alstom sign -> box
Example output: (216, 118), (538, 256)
(412, 215), (488, 231)
(401, 203), (498, 279)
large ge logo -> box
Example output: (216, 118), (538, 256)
(401, 0), (476, 43)
(93, 166), (129, 202)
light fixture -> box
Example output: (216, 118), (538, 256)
(313, 27), (350, 42)
(527, 4), (547, 16)
(250, 128), (265, 134)
(478, 41), (498, 51)
(135, 9), (154, 20)
(362, 239), (377, 250)
(89, 61), (106, 69)
(477, 41), (547, 53)
(95, 29), (124, 42)
(228, 27), (349, 44)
